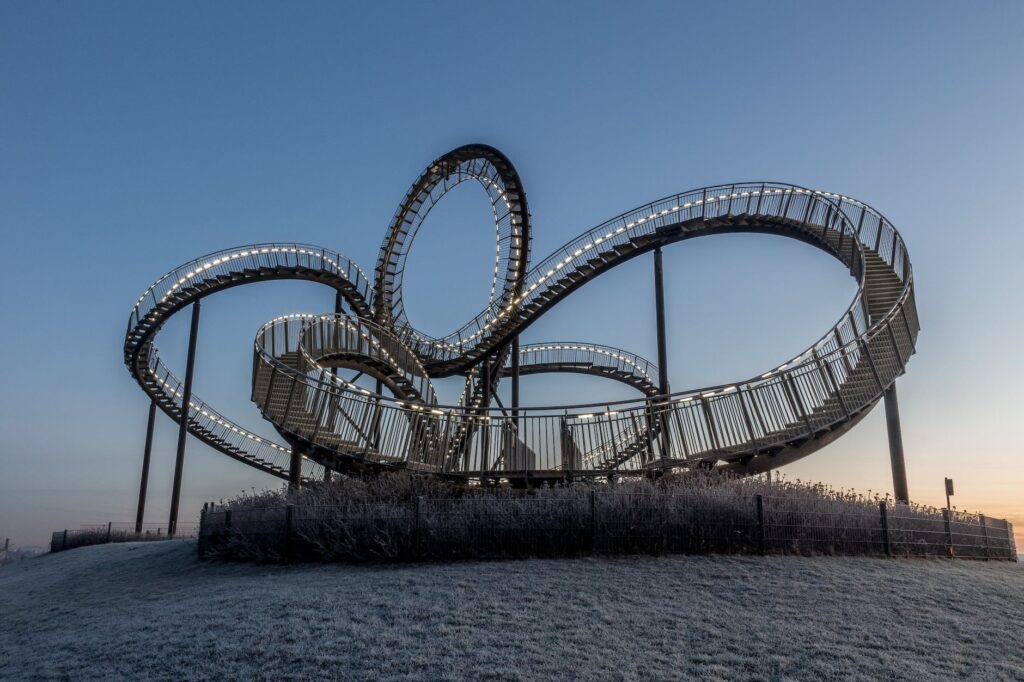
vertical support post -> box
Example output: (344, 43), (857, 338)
(135, 400), (157, 534)
(879, 501), (891, 557)
(653, 247), (670, 399)
(62, 529), (68, 551)
(589, 489), (597, 554)
(482, 358), (492, 408)
(480, 358), (492, 475)
(884, 383), (909, 503)
(105, 521), (112, 543)
(756, 494), (766, 556)
(322, 291), (343, 484)
(414, 496), (423, 559)
(289, 448), (302, 488)
(511, 335), (520, 420)
(374, 378), (383, 452)
(979, 514), (989, 560)
(169, 300), (201, 537)
(653, 246), (672, 467)
(942, 508), (954, 558)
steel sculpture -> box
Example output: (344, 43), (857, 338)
(124, 144), (919, 535)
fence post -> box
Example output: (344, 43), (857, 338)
(756, 494), (766, 556)
(942, 509), (954, 558)
(106, 522), (112, 543)
(589, 490), (597, 554)
(879, 502), (891, 557)
(414, 496), (423, 560)
(979, 514), (989, 560)
(284, 504), (294, 562)
(223, 510), (232, 554)
(62, 529), (68, 551)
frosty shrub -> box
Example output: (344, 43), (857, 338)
(199, 471), (1015, 564)
(50, 526), (177, 553)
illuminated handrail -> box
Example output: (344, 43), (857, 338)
(124, 163), (917, 482)
(248, 182), (916, 476)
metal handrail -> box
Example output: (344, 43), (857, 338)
(125, 171), (917, 481)
(245, 183), (916, 476)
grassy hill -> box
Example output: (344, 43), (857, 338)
(1, 542), (1022, 680)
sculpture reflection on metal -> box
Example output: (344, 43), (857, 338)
(124, 144), (918, 533)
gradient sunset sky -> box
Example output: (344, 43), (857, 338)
(1, 1), (1021, 549)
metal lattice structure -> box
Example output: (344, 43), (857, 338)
(124, 144), (918, 531)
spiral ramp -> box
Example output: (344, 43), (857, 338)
(125, 145), (918, 485)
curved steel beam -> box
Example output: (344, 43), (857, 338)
(125, 154), (918, 485)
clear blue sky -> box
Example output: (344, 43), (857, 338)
(2, 1), (1022, 547)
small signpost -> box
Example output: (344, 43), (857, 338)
(945, 477), (954, 510)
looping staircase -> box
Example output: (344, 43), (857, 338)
(125, 147), (917, 484)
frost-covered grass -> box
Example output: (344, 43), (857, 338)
(1, 541), (1022, 680)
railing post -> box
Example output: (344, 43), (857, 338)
(106, 521), (112, 544)
(879, 502), (891, 557)
(756, 494), (766, 556)
(169, 299), (201, 537)
(942, 508), (954, 558)
(62, 529), (68, 551)
(979, 514), (989, 560)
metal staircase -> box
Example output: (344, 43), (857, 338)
(125, 148), (918, 486)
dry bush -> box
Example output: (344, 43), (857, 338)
(199, 471), (1012, 563)
(51, 527), (175, 553)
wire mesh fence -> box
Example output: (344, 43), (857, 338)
(197, 492), (1016, 564)
(50, 522), (198, 553)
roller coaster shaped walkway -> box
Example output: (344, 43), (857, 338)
(124, 144), (918, 521)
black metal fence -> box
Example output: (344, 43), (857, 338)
(197, 493), (1017, 563)
(50, 522), (198, 553)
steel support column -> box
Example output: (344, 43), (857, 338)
(168, 300), (201, 537)
(884, 382), (909, 503)
(653, 247), (669, 397)
(511, 335), (520, 419)
(374, 378), (383, 451)
(480, 358), (492, 474)
(482, 358), (492, 408)
(653, 247), (671, 466)
(289, 448), (302, 488)
(321, 291), (344, 484)
(135, 400), (156, 534)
